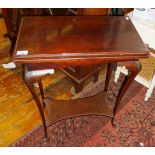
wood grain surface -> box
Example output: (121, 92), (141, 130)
(13, 16), (148, 64)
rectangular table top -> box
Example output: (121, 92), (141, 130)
(13, 16), (149, 63)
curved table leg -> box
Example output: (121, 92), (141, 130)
(22, 65), (48, 138)
(38, 80), (46, 108)
(112, 61), (142, 125)
(26, 83), (48, 138)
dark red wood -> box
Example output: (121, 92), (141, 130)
(45, 93), (113, 126)
(104, 63), (113, 92)
(13, 16), (149, 138)
(60, 65), (101, 93)
(13, 16), (148, 65)
(112, 61), (142, 125)
(25, 83), (48, 138)
(38, 80), (46, 108)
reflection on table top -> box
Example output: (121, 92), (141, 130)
(13, 16), (149, 63)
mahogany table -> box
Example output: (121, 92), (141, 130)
(13, 16), (149, 138)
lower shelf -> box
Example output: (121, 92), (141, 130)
(44, 92), (114, 126)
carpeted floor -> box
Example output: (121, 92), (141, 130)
(10, 74), (155, 147)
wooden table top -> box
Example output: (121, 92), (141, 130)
(13, 16), (149, 64)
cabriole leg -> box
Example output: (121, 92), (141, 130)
(26, 83), (48, 138)
(112, 61), (142, 126)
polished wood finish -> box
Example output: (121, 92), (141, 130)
(60, 65), (101, 93)
(23, 64), (110, 137)
(104, 63), (113, 92)
(112, 61), (142, 125)
(0, 14), (11, 59)
(14, 16), (148, 65)
(45, 93), (113, 126)
(13, 16), (149, 138)
(25, 83), (48, 138)
(0, 57), (74, 146)
(2, 8), (100, 92)
(78, 8), (109, 15)
(124, 8), (134, 15)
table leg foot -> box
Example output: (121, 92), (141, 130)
(111, 118), (117, 127)
(43, 135), (49, 141)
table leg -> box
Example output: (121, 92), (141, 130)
(71, 80), (84, 93)
(60, 65), (101, 93)
(38, 80), (46, 108)
(104, 63), (113, 92)
(74, 66), (84, 93)
(26, 83), (48, 138)
(112, 61), (142, 125)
